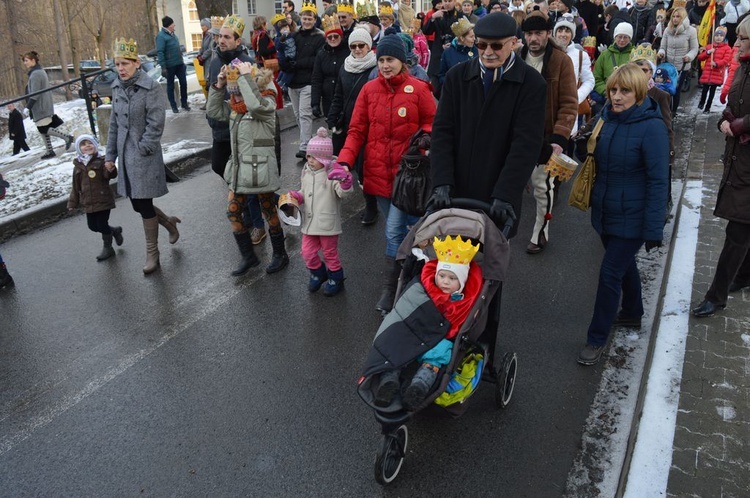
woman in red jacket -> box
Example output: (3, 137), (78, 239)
(697, 26), (733, 113)
(338, 34), (436, 314)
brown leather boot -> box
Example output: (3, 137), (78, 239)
(154, 206), (181, 244)
(142, 217), (160, 274)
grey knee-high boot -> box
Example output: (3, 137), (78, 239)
(47, 128), (73, 150)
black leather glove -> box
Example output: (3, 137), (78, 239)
(489, 198), (517, 227)
(312, 106), (322, 118)
(645, 240), (662, 252)
(430, 185), (452, 210)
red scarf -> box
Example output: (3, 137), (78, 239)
(420, 260), (483, 339)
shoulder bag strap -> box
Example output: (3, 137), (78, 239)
(578, 50), (583, 86)
(587, 118), (605, 155)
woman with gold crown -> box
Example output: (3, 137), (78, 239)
(311, 14), (349, 119)
(208, 61), (289, 276)
(105, 38), (182, 275)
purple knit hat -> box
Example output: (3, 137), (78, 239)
(306, 127), (334, 167)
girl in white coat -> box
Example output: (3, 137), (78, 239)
(288, 127), (353, 296)
(554, 16), (595, 138)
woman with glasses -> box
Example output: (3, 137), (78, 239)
(693, 17), (750, 317)
(337, 34), (436, 315)
(311, 15), (349, 119)
(328, 27), (379, 226)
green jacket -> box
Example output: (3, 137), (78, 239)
(155, 28), (184, 69)
(207, 74), (280, 195)
(593, 44), (633, 95)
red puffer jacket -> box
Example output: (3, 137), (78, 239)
(338, 71), (436, 198)
(698, 42), (733, 85)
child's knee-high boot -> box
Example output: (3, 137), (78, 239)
(96, 233), (115, 261)
(266, 232), (289, 274)
(0, 262), (14, 289)
(142, 217), (160, 274)
(153, 206), (181, 244)
(231, 231), (260, 276)
(322, 268), (345, 297)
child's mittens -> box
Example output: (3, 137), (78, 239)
(328, 162), (353, 190)
(289, 189), (305, 205)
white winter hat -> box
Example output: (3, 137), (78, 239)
(348, 26), (373, 49)
(613, 22), (633, 40)
(554, 17), (576, 38)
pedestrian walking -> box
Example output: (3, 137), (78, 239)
(156, 16), (191, 113)
(337, 34), (436, 314)
(67, 134), (124, 261)
(693, 17), (750, 317)
(656, 7), (698, 115)
(311, 14), (349, 119)
(207, 63), (289, 276)
(22, 51), (74, 160)
(7, 103), (29, 155)
(251, 15), (278, 67)
(578, 64), (669, 366)
(105, 38), (182, 275)
(327, 27), (379, 226)
(286, 128), (354, 296)
(697, 26), (733, 114)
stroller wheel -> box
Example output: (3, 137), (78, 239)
(495, 352), (518, 409)
(374, 425), (408, 485)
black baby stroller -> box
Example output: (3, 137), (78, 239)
(356, 199), (519, 485)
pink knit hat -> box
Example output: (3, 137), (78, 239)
(306, 127), (334, 167)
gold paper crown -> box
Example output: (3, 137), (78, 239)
(222, 14), (245, 37)
(582, 36), (597, 48)
(338, 1), (356, 15)
(322, 14), (342, 33)
(113, 38), (138, 60)
(672, 0), (686, 9)
(630, 43), (656, 64)
(271, 12), (286, 25)
(301, 1), (318, 15)
(434, 235), (480, 266)
(655, 8), (666, 18)
(379, 2), (394, 17)
(451, 17), (474, 37)
(357, 0), (378, 19)
(211, 16), (225, 29)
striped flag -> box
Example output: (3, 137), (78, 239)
(698, 0), (717, 47)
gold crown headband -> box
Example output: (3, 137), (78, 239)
(338, 1), (356, 15)
(211, 16), (225, 29)
(322, 14), (342, 32)
(222, 14), (245, 37)
(433, 235), (480, 266)
(271, 12), (286, 25)
(379, 3), (394, 16)
(301, 1), (318, 15)
(630, 43), (656, 64)
(113, 38), (138, 60)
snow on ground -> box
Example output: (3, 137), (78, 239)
(565, 180), (681, 497)
(0, 94), (208, 222)
(623, 180), (702, 496)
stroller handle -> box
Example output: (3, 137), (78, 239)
(448, 198), (514, 239)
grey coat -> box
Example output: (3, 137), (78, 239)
(105, 71), (168, 199)
(26, 65), (54, 123)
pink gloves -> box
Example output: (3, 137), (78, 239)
(327, 162), (353, 190)
(289, 190), (304, 205)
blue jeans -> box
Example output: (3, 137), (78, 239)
(166, 63), (188, 109)
(587, 235), (644, 347)
(376, 196), (420, 258)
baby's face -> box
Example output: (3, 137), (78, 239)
(79, 140), (97, 155)
(435, 269), (461, 294)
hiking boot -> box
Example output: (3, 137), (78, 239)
(96, 233), (116, 261)
(374, 370), (401, 407)
(308, 265), (327, 292)
(611, 314), (642, 329)
(403, 364), (439, 410)
(112, 226), (124, 246)
(577, 344), (604, 366)
(322, 268), (345, 297)
(251, 227), (267, 245)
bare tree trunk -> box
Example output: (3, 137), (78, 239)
(52, 0), (73, 100)
(64, 0), (81, 79)
(2, 0), (26, 97)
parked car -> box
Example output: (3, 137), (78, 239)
(79, 60), (101, 72)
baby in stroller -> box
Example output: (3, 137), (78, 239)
(373, 235), (483, 410)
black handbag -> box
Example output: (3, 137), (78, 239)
(391, 129), (431, 217)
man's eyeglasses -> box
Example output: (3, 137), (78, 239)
(475, 39), (511, 51)
(327, 33), (341, 40)
(350, 43), (368, 50)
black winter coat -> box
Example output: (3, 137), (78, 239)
(628, 6), (652, 43)
(311, 42), (349, 116)
(422, 9), (465, 77)
(431, 56), (547, 238)
(8, 109), (26, 140)
(283, 27), (326, 88)
(327, 65), (374, 152)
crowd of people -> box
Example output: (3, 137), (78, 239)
(3, 0), (750, 367)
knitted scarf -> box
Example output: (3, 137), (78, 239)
(344, 50), (377, 73)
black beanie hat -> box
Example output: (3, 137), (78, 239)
(162, 16), (174, 28)
(376, 34), (407, 63)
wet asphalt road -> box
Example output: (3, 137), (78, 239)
(0, 127), (608, 496)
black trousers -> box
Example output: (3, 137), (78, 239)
(130, 198), (156, 219)
(706, 220), (750, 305)
(12, 138), (30, 155)
(86, 210), (112, 234)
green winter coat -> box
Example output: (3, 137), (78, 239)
(207, 74), (280, 195)
(593, 44), (634, 95)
